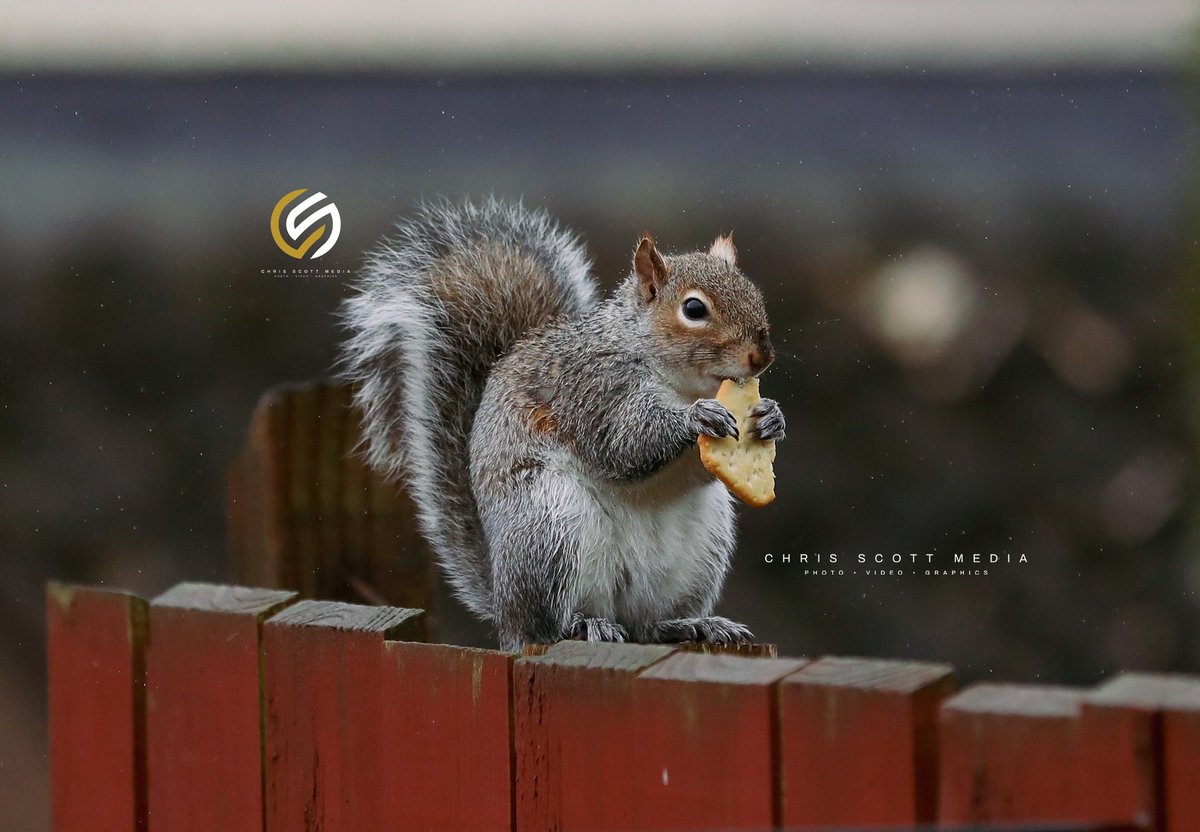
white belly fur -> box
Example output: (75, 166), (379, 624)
(556, 450), (735, 624)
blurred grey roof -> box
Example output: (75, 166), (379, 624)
(4, 0), (1196, 72)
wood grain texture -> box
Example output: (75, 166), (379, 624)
(632, 652), (807, 829)
(262, 599), (425, 832)
(47, 583), (149, 832)
(152, 582), (296, 614)
(145, 583), (296, 832)
(47, 577), (1200, 832)
(227, 386), (290, 589)
(781, 656), (955, 827)
(315, 384), (351, 595)
(285, 384), (324, 595)
(227, 381), (437, 617)
(939, 683), (1086, 824)
(514, 641), (676, 831)
(521, 640), (778, 658)
(638, 650), (803, 685)
(674, 641), (779, 658)
(338, 384), (371, 591)
(1164, 704), (1200, 832)
(266, 597), (424, 635)
(1083, 673), (1200, 831)
(379, 642), (514, 830)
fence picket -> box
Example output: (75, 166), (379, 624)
(380, 642), (515, 830)
(47, 583), (149, 832)
(632, 651), (807, 829)
(145, 583), (296, 832)
(780, 656), (955, 826)
(43, 578), (1199, 832)
(939, 683), (1086, 824)
(513, 641), (676, 831)
(262, 599), (423, 832)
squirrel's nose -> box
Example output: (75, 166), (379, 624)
(748, 335), (775, 375)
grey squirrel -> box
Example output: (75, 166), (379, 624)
(340, 198), (784, 651)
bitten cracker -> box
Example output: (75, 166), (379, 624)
(698, 378), (776, 508)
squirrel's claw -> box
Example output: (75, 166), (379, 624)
(567, 613), (629, 644)
(750, 397), (785, 441)
(651, 616), (754, 646)
(688, 398), (739, 440)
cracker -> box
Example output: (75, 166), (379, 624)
(698, 378), (776, 508)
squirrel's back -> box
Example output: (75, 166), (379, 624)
(340, 198), (596, 616)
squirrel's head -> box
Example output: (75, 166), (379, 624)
(632, 232), (774, 399)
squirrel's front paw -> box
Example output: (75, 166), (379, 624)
(651, 616), (754, 646)
(567, 613), (629, 643)
(750, 397), (786, 441)
(687, 398), (739, 440)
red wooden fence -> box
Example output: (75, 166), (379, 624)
(46, 580), (1200, 831)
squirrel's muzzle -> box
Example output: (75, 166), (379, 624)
(748, 330), (775, 375)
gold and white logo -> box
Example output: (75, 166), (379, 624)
(270, 189), (341, 259)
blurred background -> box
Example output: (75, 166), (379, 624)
(3, 2), (1199, 828)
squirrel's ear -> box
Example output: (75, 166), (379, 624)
(634, 234), (670, 303)
(710, 233), (737, 266)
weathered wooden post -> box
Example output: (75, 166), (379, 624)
(226, 381), (437, 619)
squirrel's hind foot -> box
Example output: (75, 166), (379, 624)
(650, 616), (754, 646)
(567, 613), (629, 644)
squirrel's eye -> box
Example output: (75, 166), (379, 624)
(682, 297), (708, 320)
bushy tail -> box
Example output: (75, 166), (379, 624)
(339, 198), (596, 618)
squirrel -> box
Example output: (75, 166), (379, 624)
(340, 197), (785, 651)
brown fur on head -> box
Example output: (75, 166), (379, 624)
(633, 233), (774, 400)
